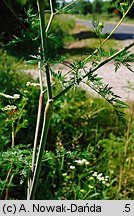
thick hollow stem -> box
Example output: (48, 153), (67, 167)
(28, 0), (54, 200)
(29, 49), (44, 197)
(11, 123), (15, 148)
(28, 99), (54, 200)
(37, 0), (52, 99)
(30, 92), (44, 179)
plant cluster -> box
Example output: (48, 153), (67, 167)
(0, 0), (134, 200)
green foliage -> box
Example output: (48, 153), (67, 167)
(92, 0), (104, 14)
(114, 51), (134, 73)
(4, 12), (75, 59)
(0, 73), (133, 199)
(74, 0), (93, 15)
(92, 17), (106, 39)
(33, 115), (134, 199)
(47, 15), (75, 58)
(49, 88), (125, 150)
(98, 132), (134, 199)
(36, 148), (110, 200)
(0, 50), (29, 94)
(0, 144), (32, 199)
(0, 0), (134, 201)
(0, 49), (41, 150)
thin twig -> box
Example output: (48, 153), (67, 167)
(54, 0), (79, 15)
(46, 0), (80, 32)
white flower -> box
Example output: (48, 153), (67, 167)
(26, 82), (39, 87)
(26, 82), (31, 86)
(97, 176), (103, 181)
(13, 94), (20, 99)
(100, 176), (105, 181)
(0, 92), (20, 99)
(98, 173), (103, 177)
(67, 150), (71, 154)
(75, 159), (84, 165)
(82, 159), (89, 165)
(1, 105), (17, 111)
(75, 159), (89, 165)
(92, 172), (98, 177)
(105, 177), (108, 181)
(62, 173), (67, 177)
(70, 165), (75, 170)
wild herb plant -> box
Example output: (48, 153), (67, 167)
(1, 0), (134, 199)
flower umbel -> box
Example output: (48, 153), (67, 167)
(0, 92), (20, 99)
(75, 159), (90, 165)
(70, 165), (75, 170)
(26, 82), (40, 87)
(92, 172), (109, 184)
(1, 105), (17, 111)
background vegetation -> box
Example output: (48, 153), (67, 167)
(0, 0), (134, 200)
(0, 50), (133, 199)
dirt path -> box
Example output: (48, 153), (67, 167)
(77, 19), (134, 40)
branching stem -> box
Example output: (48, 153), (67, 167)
(83, 0), (134, 62)
(54, 41), (134, 101)
(29, 49), (44, 197)
(28, 99), (54, 199)
(46, 0), (80, 32)
(28, 0), (134, 200)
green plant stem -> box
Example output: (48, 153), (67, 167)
(29, 93), (44, 190)
(83, 0), (134, 63)
(11, 123), (14, 148)
(54, 41), (134, 101)
(3, 168), (12, 199)
(54, 0), (80, 16)
(118, 166), (123, 194)
(5, 174), (14, 200)
(38, 47), (44, 93)
(82, 189), (91, 200)
(46, 13), (54, 33)
(15, 99), (27, 137)
(28, 0), (54, 199)
(45, 0), (53, 32)
(30, 48), (44, 189)
(29, 93), (44, 196)
(37, 0), (52, 100)
(28, 99), (54, 199)
(46, 0), (80, 33)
